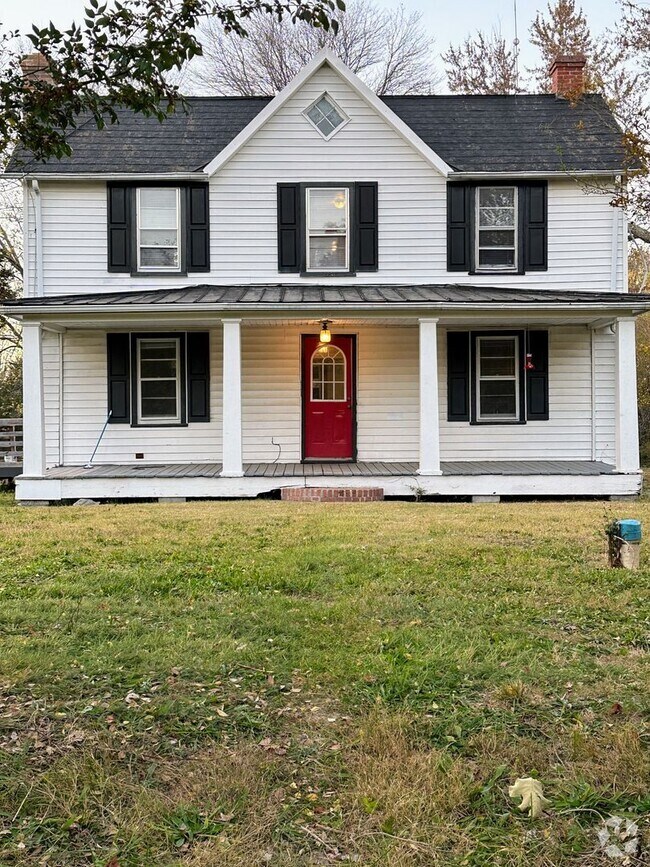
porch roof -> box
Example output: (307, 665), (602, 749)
(6, 284), (650, 317)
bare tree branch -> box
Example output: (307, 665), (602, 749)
(190, 0), (441, 96)
(630, 222), (650, 244)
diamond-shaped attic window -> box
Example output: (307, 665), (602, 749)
(304, 94), (347, 140)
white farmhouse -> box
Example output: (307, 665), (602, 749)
(4, 50), (649, 502)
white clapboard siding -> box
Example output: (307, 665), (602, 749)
(30, 64), (622, 296)
(242, 326), (302, 462)
(356, 327), (419, 461)
(593, 329), (616, 462)
(43, 323), (619, 466)
(240, 325), (420, 463)
(42, 329), (61, 466)
(438, 326), (604, 461)
(58, 329), (223, 464)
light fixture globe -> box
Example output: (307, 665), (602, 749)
(319, 321), (332, 343)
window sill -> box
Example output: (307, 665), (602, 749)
(470, 419), (526, 426)
(472, 270), (520, 276)
(131, 422), (189, 429)
(300, 271), (357, 278)
(131, 270), (187, 278)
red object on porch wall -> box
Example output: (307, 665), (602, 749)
(302, 335), (354, 460)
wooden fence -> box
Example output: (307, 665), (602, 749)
(0, 418), (23, 478)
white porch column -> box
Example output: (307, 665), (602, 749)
(22, 322), (46, 477)
(418, 317), (442, 475)
(615, 317), (640, 473)
(221, 318), (244, 477)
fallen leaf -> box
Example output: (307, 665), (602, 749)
(508, 777), (551, 819)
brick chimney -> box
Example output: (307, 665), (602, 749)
(20, 52), (53, 85)
(549, 55), (586, 98)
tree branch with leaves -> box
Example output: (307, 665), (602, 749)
(0, 0), (345, 165)
(442, 29), (522, 95)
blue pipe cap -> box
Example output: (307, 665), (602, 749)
(616, 519), (642, 542)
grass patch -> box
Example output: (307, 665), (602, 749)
(0, 493), (648, 864)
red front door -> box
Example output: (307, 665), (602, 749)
(303, 335), (354, 460)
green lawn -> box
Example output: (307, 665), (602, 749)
(0, 494), (648, 866)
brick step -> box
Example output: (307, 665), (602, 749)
(281, 487), (384, 502)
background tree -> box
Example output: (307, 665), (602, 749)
(442, 30), (521, 95)
(190, 0), (439, 96)
(529, 0), (597, 88)
(0, 0), (345, 416)
(0, 0), (345, 165)
(0, 180), (24, 416)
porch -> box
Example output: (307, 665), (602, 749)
(42, 459), (616, 479)
(10, 283), (649, 501)
(18, 458), (638, 502)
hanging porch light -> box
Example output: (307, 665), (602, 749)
(319, 320), (332, 343)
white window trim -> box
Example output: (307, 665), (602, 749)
(310, 345), (347, 402)
(475, 186), (518, 273)
(305, 187), (350, 273)
(302, 92), (350, 141)
(136, 336), (182, 424)
(136, 187), (182, 273)
(476, 335), (519, 422)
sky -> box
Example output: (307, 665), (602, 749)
(1, 0), (622, 84)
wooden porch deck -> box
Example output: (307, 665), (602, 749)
(42, 460), (617, 480)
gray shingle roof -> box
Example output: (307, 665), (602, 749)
(8, 284), (650, 308)
(6, 93), (625, 175)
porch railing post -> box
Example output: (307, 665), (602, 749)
(22, 321), (46, 477)
(418, 317), (442, 476)
(221, 318), (244, 477)
(615, 317), (640, 473)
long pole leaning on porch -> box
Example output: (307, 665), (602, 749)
(85, 410), (113, 468)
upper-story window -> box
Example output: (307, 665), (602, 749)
(304, 94), (348, 140)
(136, 188), (181, 272)
(107, 182), (210, 276)
(306, 187), (349, 272)
(277, 181), (378, 275)
(476, 186), (517, 272)
(446, 181), (547, 274)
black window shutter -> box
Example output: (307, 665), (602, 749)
(277, 183), (301, 272)
(186, 184), (210, 272)
(107, 184), (131, 272)
(187, 332), (210, 422)
(447, 331), (470, 421)
(523, 182), (548, 272)
(526, 330), (549, 420)
(447, 183), (472, 272)
(355, 182), (378, 271)
(107, 333), (131, 423)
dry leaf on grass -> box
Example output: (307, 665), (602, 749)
(508, 777), (551, 819)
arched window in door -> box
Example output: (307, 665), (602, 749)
(311, 345), (346, 401)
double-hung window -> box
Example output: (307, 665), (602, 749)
(136, 337), (181, 424)
(476, 335), (519, 421)
(136, 187), (181, 272)
(305, 187), (349, 272)
(476, 186), (518, 271)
